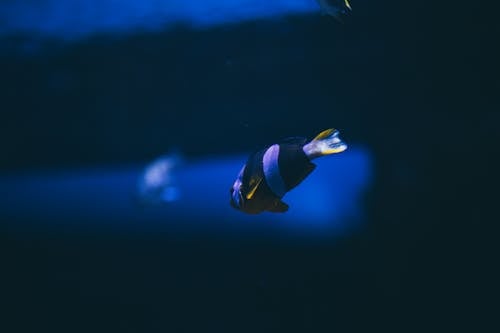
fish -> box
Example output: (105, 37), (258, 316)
(315, 0), (352, 22)
(230, 128), (347, 214)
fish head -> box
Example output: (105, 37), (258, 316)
(229, 165), (269, 214)
(229, 182), (244, 210)
(229, 166), (246, 210)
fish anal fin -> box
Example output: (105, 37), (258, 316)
(268, 200), (289, 213)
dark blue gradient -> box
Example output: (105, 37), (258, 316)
(0, 0), (318, 39)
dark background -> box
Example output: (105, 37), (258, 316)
(1, 1), (497, 332)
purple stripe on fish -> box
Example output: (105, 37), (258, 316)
(263, 144), (287, 198)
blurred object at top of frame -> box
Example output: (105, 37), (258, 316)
(0, 0), (322, 40)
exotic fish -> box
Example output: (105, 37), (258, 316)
(230, 128), (347, 214)
(315, 0), (352, 22)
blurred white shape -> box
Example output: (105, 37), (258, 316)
(137, 152), (183, 204)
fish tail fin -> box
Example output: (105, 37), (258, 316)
(303, 128), (347, 159)
(344, 0), (352, 11)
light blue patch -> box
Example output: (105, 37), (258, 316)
(262, 144), (287, 198)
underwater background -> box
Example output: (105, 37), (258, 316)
(1, 0), (497, 332)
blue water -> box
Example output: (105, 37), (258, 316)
(0, 1), (382, 330)
(1, 147), (371, 237)
(0, 0), (318, 39)
(2, 1), (483, 331)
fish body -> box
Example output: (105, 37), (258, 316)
(315, 0), (352, 21)
(230, 128), (347, 214)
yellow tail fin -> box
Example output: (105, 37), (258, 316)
(304, 128), (347, 159)
(313, 128), (336, 141)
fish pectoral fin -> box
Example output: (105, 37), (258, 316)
(245, 177), (263, 200)
(268, 200), (289, 213)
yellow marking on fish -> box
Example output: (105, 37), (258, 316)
(321, 146), (347, 155)
(246, 177), (263, 200)
(344, 0), (352, 10)
(313, 128), (335, 141)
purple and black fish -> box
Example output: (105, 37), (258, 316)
(230, 128), (347, 214)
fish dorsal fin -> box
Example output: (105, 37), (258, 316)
(268, 200), (289, 213)
(279, 136), (308, 145)
(245, 177), (263, 200)
(313, 128), (335, 141)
